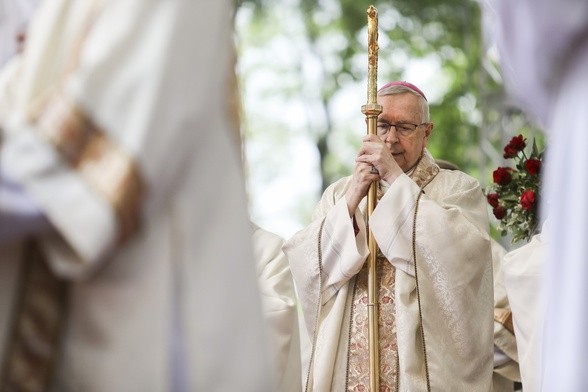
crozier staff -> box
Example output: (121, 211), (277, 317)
(283, 81), (494, 391)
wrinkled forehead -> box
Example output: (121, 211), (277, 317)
(377, 93), (425, 121)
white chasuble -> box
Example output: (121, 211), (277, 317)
(252, 223), (302, 392)
(284, 149), (494, 391)
(502, 226), (547, 392)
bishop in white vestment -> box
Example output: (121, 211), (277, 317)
(283, 82), (494, 391)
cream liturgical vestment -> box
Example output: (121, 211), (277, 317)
(0, 0), (273, 391)
(252, 224), (302, 392)
(485, 0), (588, 389)
(283, 150), (494, 391)
(502, 223), (548, 392)
(490, 239), (521, 392)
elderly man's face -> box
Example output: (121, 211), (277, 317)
(376, 92), (433, 172)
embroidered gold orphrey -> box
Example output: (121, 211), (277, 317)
(346, 151), (439, 391)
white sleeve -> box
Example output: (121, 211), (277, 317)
(320, 196), (369, 302)
(1, 0), (237, 278)
(252, 226), (301, 392)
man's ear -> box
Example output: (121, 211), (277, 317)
(425, 122), (434, 138)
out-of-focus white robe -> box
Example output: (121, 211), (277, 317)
(502, 226), (547, 392)
(0, 0), (273, 391)
(283, 150), (494, 391)
(491, 239), (520, 392)
(252, 224), (302, 392)
(484, 0), (588, 389)
(0, 0), (40, 66)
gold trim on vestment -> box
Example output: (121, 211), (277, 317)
(410, 150), (440, 190)
(347, 260), (399, 391)
(494, 308), (515, 335)
(304, 219), (327, 392)
(0, 241), (68, 392)
(33, 94), (144, 243)
(344, 149), (440, 391)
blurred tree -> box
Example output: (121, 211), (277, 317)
(234, 0), (540, 239)
(236, 0), (495, 177)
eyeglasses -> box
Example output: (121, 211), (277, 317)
(376, 122), (428, 137)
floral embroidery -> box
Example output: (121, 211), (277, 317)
(346, 149), (439, 391)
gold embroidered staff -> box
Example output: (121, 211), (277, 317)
(361, 5), (382, 391)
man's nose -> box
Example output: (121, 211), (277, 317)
(385, 127), (399, 143)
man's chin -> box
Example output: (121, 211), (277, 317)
(392, 156), (405, 169)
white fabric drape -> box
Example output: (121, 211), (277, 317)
(0, 0), (40, 66)
(252, 224), (302, 392)
(502, 225), (547, 392)
(485, 0), (588, 390)
(0, 0), (273, 390)
(284, 165), (494, 391)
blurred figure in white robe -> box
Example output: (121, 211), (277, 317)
(484, 0), (588, 389)
(0, 0), (273, 390)
(252, 223), (301, 392)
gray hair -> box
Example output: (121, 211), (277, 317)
(377, 84), (430, 122)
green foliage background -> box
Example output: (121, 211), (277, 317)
(234, 0), (539, 239)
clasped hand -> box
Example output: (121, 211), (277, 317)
(345, 134), (403, 215)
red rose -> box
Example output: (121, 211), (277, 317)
(503, 135), (526, 158)
(503, 145), (518, 158)
(493, 167), (512, 185)
(493, 206), (507, 220)
(525, 158), (542, 176)
(520, 189), (536, 211)
(487, 193), (500, 208)
(509, 134), (526, 150)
